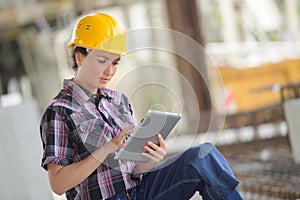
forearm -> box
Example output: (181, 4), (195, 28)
(48, 142), (115, 195)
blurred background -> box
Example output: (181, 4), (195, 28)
(1, 0), (300, 199)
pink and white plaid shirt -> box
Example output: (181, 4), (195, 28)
(40, 79), (139, 199)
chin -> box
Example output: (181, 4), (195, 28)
(98, 83), (107, 89)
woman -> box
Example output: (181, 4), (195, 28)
(40, 13), (243, 200)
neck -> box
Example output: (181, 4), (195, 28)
(73, 77), (98, 94)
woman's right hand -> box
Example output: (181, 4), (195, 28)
(106, 124), (135, 153)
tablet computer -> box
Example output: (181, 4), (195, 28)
(114, 110), (182, 162)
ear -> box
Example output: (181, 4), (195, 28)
(75, 52), (85, 67)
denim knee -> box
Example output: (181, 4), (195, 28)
(183, 142), (215, 163)
(183, 143), (240, 199)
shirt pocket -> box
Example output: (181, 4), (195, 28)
(106, 101), (135, 129)
(70, 112), (113, 153)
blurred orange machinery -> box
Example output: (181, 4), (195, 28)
(217, 58), (300, 113)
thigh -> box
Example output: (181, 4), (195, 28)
(106, 192), (127, 200)
(107, 188), (137, 200)
(137, 150), (201, 200)
(137, 143), (241, 200)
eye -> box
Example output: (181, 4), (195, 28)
(112, 60), (120, 66)
(97, 58), (108, 64)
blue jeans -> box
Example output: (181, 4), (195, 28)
(110, 143), (243, 200)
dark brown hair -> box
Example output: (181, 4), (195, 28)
(71, 46), (89, 71)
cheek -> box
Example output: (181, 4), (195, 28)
(89, 61), (105, 75)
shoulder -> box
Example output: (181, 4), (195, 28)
(41, 89), (78, 121)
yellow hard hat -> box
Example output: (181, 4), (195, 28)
(67, 13), (127, 55)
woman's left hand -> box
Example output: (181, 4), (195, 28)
(142, 133), (167, 165)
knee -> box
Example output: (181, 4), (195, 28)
(184, 142), (215, 160)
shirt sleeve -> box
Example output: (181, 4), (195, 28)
(40, 107), (74, 170)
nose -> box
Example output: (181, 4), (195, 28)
(103, 63), (115, 75)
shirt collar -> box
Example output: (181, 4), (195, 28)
(100, 88), (114, 100)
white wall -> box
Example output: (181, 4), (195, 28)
(0, 100), (52, 200)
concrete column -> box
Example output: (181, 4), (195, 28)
(218, 0), (239, 42)
(284, 0), (300, 41)
(165, 0), (212, 132)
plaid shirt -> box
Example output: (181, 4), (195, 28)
(40, 79), (139, 199)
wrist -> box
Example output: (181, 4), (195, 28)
(132, 166), (142, 175)
(104, 141), (119, 153)
(91, 143), (115, 163)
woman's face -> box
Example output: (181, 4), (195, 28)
(75, 49), (120, 93)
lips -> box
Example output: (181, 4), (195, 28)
(100, 77), (110, 83)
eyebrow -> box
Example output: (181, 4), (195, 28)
(95, 56), (110, 61)
(95, 56), (120, 62)
(114, 57), (121, 62)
